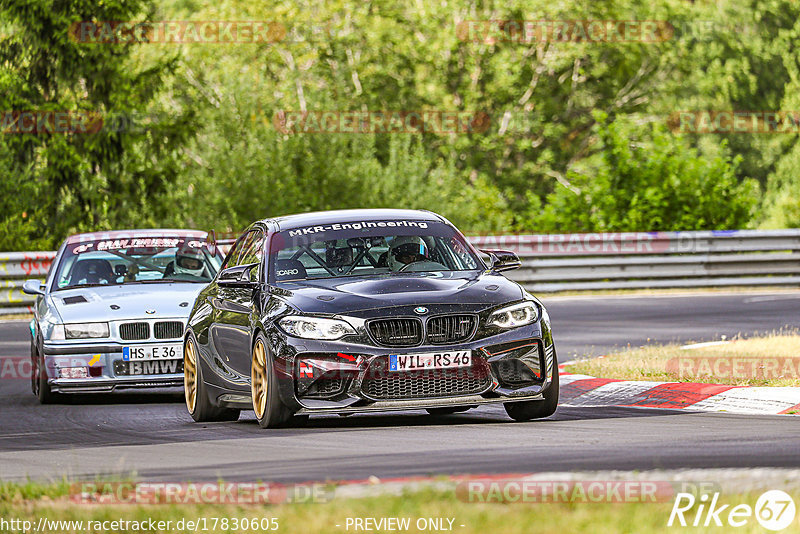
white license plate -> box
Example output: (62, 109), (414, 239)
(389, 351), (471, 371)
(122, 344), (183, 361)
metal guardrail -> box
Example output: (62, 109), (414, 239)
(470, 229), (800, 292)
(0, 252), (56, 314)
(2, 229), (798, 314)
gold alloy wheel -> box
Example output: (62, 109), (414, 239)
(184, 337), (197, 413)
(251, 340), (268, 419)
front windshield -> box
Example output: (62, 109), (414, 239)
(269, 220), (481, 282)
(54, 236), (223, 290)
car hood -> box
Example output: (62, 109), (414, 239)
(50, 283), (204, 323)
(272, 271), (525, 316)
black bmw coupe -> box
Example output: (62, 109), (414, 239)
(183, 209), (559, 427)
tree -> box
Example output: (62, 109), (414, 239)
(525, 112), (758, 232)
(0, 0), (195, 250)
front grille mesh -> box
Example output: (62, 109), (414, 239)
(426, 315), (476, 344)
(304, 379), (346, 398)
(154, 321), (183, 340)
(119, 322), (149, 340)
(368, 318), (422, 347)
(368, 314), (478, 347)
(362, 357), (490, 400)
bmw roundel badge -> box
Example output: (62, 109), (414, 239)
(414, 306), (428, 315)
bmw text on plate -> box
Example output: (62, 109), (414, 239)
(184, 209), (559, 427)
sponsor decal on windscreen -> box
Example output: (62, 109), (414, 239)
(287, 220), (429, 237)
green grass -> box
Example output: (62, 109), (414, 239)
(564, 333), (800, 386)
(1, 481), (799, 533)
(0, 479), (73, 502)
(0, 313), (33, 320)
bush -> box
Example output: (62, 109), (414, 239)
(522, 113), (758, 233)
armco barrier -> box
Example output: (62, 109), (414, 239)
(471, 229), (800, 292)
(2, 229), (798, 314)
(0, 252), (55, 314)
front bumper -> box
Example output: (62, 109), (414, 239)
(236, 322), (557, 414)
(42, 341), (183, 394)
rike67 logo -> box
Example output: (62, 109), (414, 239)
(669, 490), (796, 531)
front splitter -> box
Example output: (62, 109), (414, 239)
(50, 377), (183, 393)
(294, 393), (545, 415)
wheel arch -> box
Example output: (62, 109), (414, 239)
(250, 321), (299, 410)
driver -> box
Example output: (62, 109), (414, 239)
(174, 246), (206, 278)
(388, 236), (430, 271)
(124, 263), (139, 282)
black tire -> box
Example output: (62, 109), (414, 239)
(32, 341), (59, 404)
(251, 333), (293, 429)
(184, 332), (240, 423)
(504, 356), (560, 422)
(426, 406), (473, 415)
(30, 339), (37, 395)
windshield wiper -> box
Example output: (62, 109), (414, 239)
(56, 282), (117, 290)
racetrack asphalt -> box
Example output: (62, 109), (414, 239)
(0, 291), (798, 482)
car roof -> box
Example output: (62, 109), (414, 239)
(65, 229), (208, 244)
(266, 209), (445, 231)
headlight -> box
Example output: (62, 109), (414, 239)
(278, 316), (356, 340)
(487, 302), (539, 329)
(64, 322), (109, 339)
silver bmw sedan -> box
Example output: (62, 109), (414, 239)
(22, 229), (224, 403)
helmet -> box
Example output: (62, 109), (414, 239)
(388, 236), (430, 271)
(174, 246), (205, 277)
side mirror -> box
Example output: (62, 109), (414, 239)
(22, 279), (46, 296)
(217, 263), (259, 288)
(482, 249), (521, 272)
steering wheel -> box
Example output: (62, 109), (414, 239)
(399, 260), (423, 272)
(399, 260), (446, 272)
